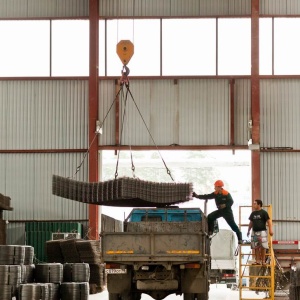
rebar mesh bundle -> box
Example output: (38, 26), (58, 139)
(59, 239), (81, 263)
(89, 263), (105, 286)
(35, 263), (63, 283)
(60, 282), (89, 300)
(0, 265), (22, 285)
(63, 263), (90, 282)
(52, 175), (193, 207)
(0, 245), (25, 265)
(75, 240), (101, 264)
(19, 283), (49, 300)
(45, 240), (64, 263)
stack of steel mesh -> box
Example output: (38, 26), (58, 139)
(0, 264), (22, 299)
(0, 285), (15, 300)
(75, 240), (101, 264)
(45, 240), (64, 263)
(0, 245), (25, 265)
(63, 263), (90, 282)
(60, 282), (89, 300)
(19, 283), (49, 300)
(35, 263), (63, 284)
(0, 265), (22, 285)
(59, 239), (81, 263)
(52, 175), (193, 207)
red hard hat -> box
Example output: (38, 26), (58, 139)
(214, 180), (224, 187)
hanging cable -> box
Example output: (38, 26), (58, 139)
(125, 84), (174, 181)
(72, 86), (124, 178)
(115, 84), (129, 179)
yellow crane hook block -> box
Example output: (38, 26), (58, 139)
(116, 40), (134, 65)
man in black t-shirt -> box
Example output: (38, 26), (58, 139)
(247, 199), (274, 265)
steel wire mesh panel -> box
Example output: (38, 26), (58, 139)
(35, 263), (63, 283)
(291, 266), (300, 286)
(19, 283), (49, 300)
(52, 175), (193, 207)
(0, 245), (25, 264)
(60, 282), (89, 300)
(63, 263), (90, 282)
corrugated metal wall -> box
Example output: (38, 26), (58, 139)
(99, 0), (251, 17)
(0, 80), (88, 150)
(0, 0), (89, 18)
(99, 79), (244, 146)
(0, 153), (89, 221)
(261, 79), (300, 149)
(261, 152), (300, 240)
(0, 80), (90, 245)
(1, 0), (300, 20)
(260, 0), (300, 15)
(260, 79), (300, 240)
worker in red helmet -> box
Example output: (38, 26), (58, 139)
(193, 180), (243, 244)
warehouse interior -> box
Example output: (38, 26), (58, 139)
(1, 0), (300, 298)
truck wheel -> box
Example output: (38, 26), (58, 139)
(109, 293), (120, 300)
(196, 293), (208, 300)
(183, 293), (195, 300)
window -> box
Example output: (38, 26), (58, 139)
(162, 19), (216, 75)
(0, 21), (50, 77)
(51, 20), (89, 76)
(274, 18), (300, 75)
(218, 18), (251, 75)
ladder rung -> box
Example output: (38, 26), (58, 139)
(241, 286), (271, 290)
(241, 298), (272, 300)
(240, 275), (272, 278)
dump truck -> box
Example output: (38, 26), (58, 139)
(101, 207), (211, 300)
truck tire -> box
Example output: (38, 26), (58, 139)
(121, 292), (141, 300)
(196, 292), (208, 300)
(183, 293), (195, 300)
(109, 293), (120, 300)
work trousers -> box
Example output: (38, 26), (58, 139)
(207, 208), (242, 241)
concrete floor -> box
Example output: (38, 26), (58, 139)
(88, 284), (289, 300)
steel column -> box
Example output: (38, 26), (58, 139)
(88, 0), (100, 240)
(251, 0), (260, 202)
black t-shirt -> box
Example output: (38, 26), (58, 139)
(249, 209), (270, 231)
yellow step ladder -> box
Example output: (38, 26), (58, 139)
(238, 205), (275, 300)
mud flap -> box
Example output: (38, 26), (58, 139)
(181, 268), (207, 293)
(107, 271), (132, 294)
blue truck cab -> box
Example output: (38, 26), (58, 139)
(126, 207), (202, 222)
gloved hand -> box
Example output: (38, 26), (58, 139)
(218, 204), (226, 209)
(192, 192), (198, 198)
